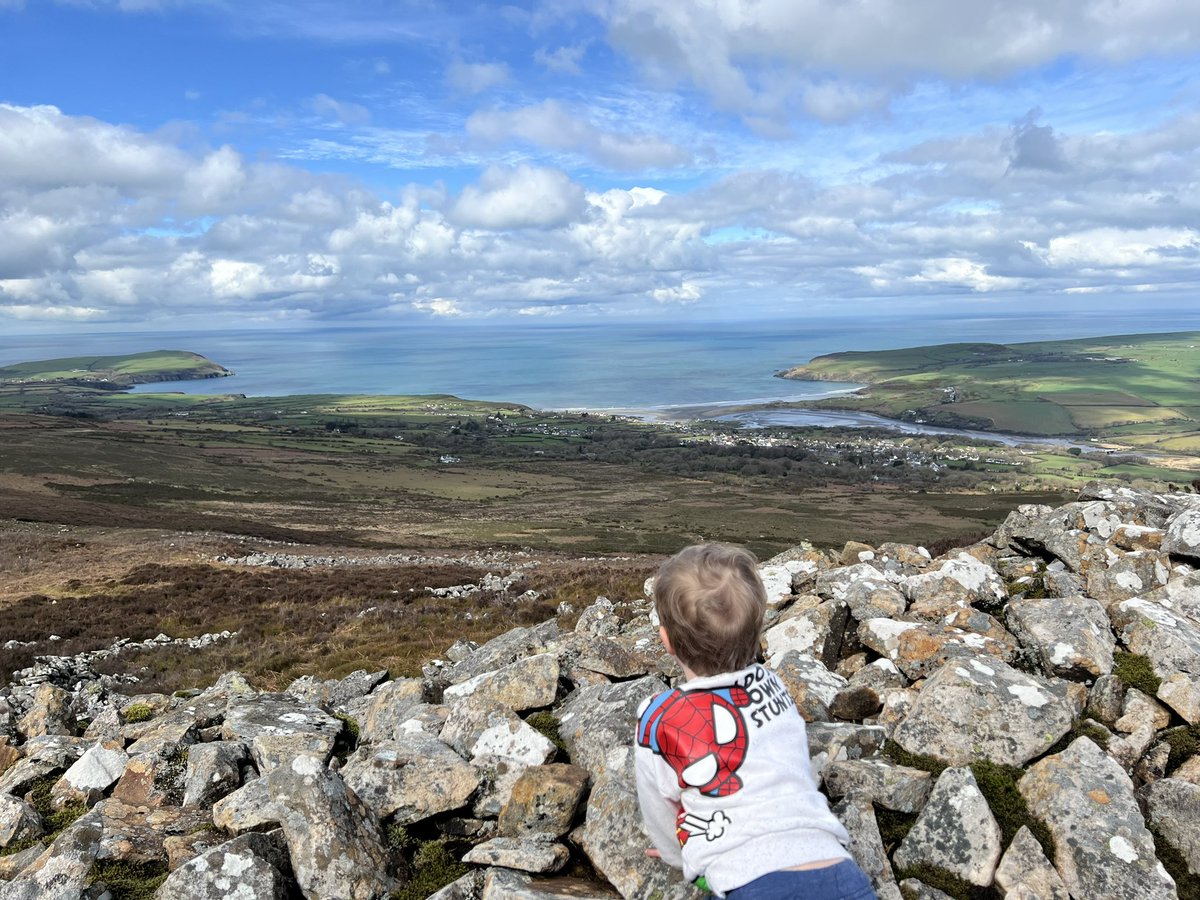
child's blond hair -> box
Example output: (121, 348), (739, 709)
(653, 543), (766, 677)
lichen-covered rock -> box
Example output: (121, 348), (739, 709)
(822, 758), (932, 814)
(124, 718), (199, 757)
(994, 825), (1069, 900)
(480, 869), (622, 899)
(1086, 548), (1170, 608)
(893, 658), (1074, 766)
(95, 798), (210, 864)
(1006, 594), (1115, 680)
(1114, 597), (1200, 724)
(444, 622), (560, 687)
(340, 731), (480, 825)
(265, 755), (395, 899)
(1139, 777), (1200, 876)
(463, 836), (570, 873)
(154, 830), (294, 900)
(763, 599), (849, 670)
(443, 654), (560, 712)
(221, 697), (342, 773)
(285, 668), (388, 714)
(358, 677), (426, 743)
(773, 650), (848, 714)
(575, 749), (699, 900)
(890, 621), (1016, 681)
(557, 676), (666, 782)
(0, 794), (43, 849)
(49, 740), (128, 808)
(110, 752), (184, 808)
(0, 807), (102, 900)
(499, 763), (590, 839)
(840, 578), (907, 623)
(469, 708), (558, 818)
(1019, 737), (1176, 900)
(893, 767), (1002, 886)
(1164, 508), (1200, 560)
(901, 553), (1006, 617)
(182, 740), (250, 808)
(0, 735), (85, 796)
(832, 796), (901, 900)
(211, 776), (282, 835)
(17, 683), (75, 739)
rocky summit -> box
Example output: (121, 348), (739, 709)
(3, 482), (1200, 899)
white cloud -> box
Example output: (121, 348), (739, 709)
(650, 281), (702, 303)
(411, 298), (463, 316)
(446, 60), (511, 94)
(451, 164), (586, 230)
(1026, 227), (1200, 268)
(598, 0), (1200, 125)
(534, 44), (587, 75)
(907, 258), (1022, 292)
(311, 93), (371, 126)
(467, 99), (689, 170)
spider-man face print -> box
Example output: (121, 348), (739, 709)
(637, 686), (751, 797)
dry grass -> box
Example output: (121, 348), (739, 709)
(0, 551), (656, 693)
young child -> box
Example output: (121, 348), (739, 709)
(635, 543), (876, 900)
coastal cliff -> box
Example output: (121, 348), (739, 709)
(2, 484), (1200, 898)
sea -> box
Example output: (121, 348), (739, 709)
(4, 310), (1199, 439)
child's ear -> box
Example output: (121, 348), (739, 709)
(658, 625), (674, 657)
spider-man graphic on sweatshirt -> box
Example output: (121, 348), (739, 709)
(634, 664), (852, 897)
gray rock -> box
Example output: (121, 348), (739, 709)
(0, 794), (43, 849)
(817, 563), (895, 602)
(1114, 597), (1200, 723)
(1164, 507), (1200, 560)
(16, 683), (75, 739)
(0, 808), (101, 900)
(763, 599), (848, 670)
(894, 767), (1002, 887)
(445, 623), (560, 687)
(1087, 674), (1127, 726)
(575, 597), (621, 636)
(0, 735), (85, 796)
(1086, 548), (1170, 609)
(222, 697), (343, 773)
(285, 668), (387, 713)
(480, 869), (623, 899)
(994, 825), (1069, 900)
(358, 677), (426, 744)
(211, 777), (283, 835)
(49, 741), (128, 808)
(265, 755), (395, 899)
(182, 740), (250, 808)
(557, 676), (666, 782)
(1019, 736), (1176, 900)
(893, 658), (1074, 766)
(1139, 777), (1200, 876)
(125, 718), (200, 758)
(823, 758), (933, 813)
(154, 830), (294, 900)
(427, 871), (484, 900)
(443, 654), (561, 712)
(498, 764), (590, 839)
(832, 796), (901, 900)
(340, 731), (480, 825)
(575, 749), (699, 900)
(463, 836), (570, 873)
(94, 798), (211, 864)
(901, 553), (1006, 617)
(1006, 594), (1115, 680)
(841, 578), (907, 623)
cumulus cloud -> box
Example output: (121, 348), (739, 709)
(534, 43), (587, 75)
(597, 0), (1200, 125)
(451, 164), (586, 229)
(1007, 110), (1068, 172)
(466, 99), (690, 170)
(446, 60), (511, 94)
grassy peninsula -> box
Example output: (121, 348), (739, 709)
(0, 349), (232, 389)
(779, 331), (1200, 452)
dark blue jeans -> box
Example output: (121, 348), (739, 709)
(724, 859), (877, 900)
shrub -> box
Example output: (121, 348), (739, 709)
(122, 702), (155, 724)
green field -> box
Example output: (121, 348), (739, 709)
(0, 350), (232, 388)
(780, 331), (1200, 450)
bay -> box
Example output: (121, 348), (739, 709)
(3, 310), (1198, 415)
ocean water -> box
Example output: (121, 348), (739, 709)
(3, 311), (1199, 414)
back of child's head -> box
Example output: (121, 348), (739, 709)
(654, 543), (766, 677)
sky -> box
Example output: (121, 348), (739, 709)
(1, 0), (1199, 332)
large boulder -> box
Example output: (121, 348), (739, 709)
(893, 767), (1003, 887)
(557, 676), (666, 782)
(892, 658), (1074, 766)
(1019, 737), (1176, 900)
(340, 731), (480, 825)
(265, 755), (395, 899)
(1114, 597), (1200, 724)
(1006, 594), (1115, 680)
(154, 830), (294, 900)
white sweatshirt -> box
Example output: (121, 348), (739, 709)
(634, 663), (851, 896)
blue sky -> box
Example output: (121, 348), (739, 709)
(1, 0), (1199, 331)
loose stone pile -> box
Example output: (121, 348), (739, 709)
(1, 481), (1200, 899)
